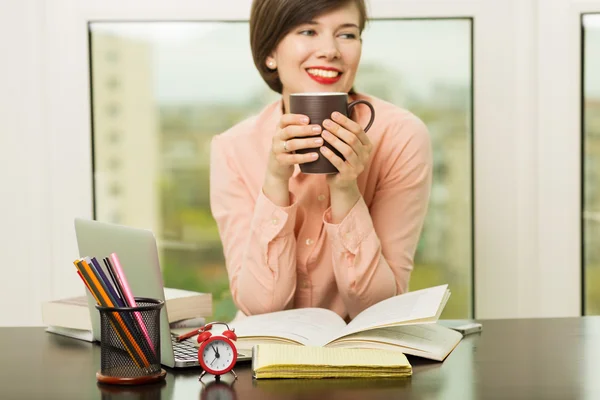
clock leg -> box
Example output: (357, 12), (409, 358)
(199, 370), (207, 382)
(230, 370), (238, 380)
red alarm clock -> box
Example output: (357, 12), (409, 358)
(196, 322), (238, 382)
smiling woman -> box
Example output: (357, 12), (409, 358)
(209, 0), (434, 321)
(250, 0), (367, 97)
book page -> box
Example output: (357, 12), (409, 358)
(230, 308), (347, 346)
(328, 323), (462, 359)
(53, 296), (88, 307)
(331, 285), (449, 340)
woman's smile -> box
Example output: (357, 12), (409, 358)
(306, 66), (343, 84)
(266, 2), (363, 104)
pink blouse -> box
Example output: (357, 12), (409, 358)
(210, 94), (432, 320)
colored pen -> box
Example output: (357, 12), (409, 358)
(108, 253), (156, 356)
(74, 259), (150, 368)
(176, 323), (211, 342)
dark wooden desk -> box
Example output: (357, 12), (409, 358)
(1, 318), (598, 400)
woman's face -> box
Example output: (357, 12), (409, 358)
(267, 2), (362, 98)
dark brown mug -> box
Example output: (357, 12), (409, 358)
(289, 92), (375, 174)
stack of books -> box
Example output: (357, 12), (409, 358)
(43, 279), (211, 342)
(162, 287), (211, 325)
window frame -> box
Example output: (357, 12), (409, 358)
(582, 11), (600, 314)
(536, 0), (600, 317)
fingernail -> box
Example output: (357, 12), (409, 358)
(302, 117), (310, 124)
(312, 126), (321, 133)
(332, 112), (341, 119)
(311, 152), (318, 158)
(314, 138), (323, 145)
(323, 119), (331, 127)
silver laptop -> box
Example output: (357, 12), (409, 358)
(74, 218), (251, 368)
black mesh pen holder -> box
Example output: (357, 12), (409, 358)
(96, 297), (166, 385)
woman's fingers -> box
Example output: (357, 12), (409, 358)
(330, 112), (370, 146)
(281, 136), (324, 152)
(272, 114), (323, 167)
(281, 123), (322, 140)
(319, 146), (347, 172)
(322, 118), (362, 151)
(278, 113), (309, 128)
(277, 151), (318, 165)
(321, 130), (360, 167)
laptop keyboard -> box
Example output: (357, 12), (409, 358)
(170, 333), (199, 361)
(169, 333), (249, 363)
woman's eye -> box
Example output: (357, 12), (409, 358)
(339, 33), (357, 39)
(299, 29), (316, 36)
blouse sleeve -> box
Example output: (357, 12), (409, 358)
(210, 135), (299, 315)
(323, 115), (432, 318)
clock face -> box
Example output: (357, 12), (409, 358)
(201, 338), (235, 373)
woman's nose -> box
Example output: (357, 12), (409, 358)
(315, 37), (341, 60)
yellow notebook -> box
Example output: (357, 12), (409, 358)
(252, 344), (412, 379)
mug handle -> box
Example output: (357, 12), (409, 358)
(347, 100), (375, 132)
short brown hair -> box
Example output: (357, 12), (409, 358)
(250, 0), (368, 94)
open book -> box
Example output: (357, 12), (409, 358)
(229, 285), (462, 362)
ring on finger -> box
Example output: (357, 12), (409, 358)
(283, 140), (289, 152)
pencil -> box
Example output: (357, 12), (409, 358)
(86, 257), (157, 363)
(74, 259), (149, 368)
(80, 259), (150, 367)
(103, 256), (156, 356)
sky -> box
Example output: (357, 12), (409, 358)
(90, 14), (600, 105)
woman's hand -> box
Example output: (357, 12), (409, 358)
(320, 111), (373, 191)
(266, 114), (324, 182)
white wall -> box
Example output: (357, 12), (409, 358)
(1, 0), (598, 326)
(0, 0), (59, 325)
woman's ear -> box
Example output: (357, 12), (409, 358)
(265, 56), (277, 70)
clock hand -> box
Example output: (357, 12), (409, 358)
(210, 356), (217, 366)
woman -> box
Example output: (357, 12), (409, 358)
(210, 0), (432, 320)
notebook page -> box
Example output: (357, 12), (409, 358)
(253, 344), (411, 369)
(329, 285), (449, 341)
(230, 308), (347, 346)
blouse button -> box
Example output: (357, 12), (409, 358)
(305, 238), (314, 246)
(272, 218), (279, 225)
(317, 194), (326, 202)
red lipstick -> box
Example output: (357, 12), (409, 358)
(306, 66), (342, 85)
